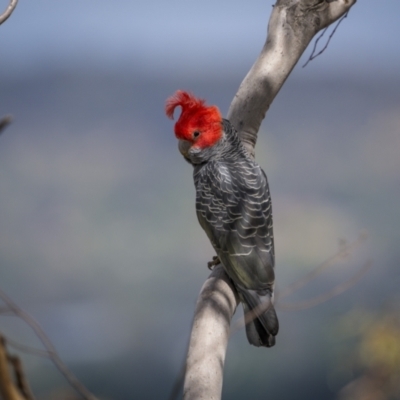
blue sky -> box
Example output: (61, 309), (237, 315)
(1, 0), (400, 79)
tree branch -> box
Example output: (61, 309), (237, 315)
(302, 10), (350, 67)
(1, 335), (50, 359)
(0, 0), (18, 25)
(182, 265), (239, 400)
(0, 336), (25, 400)
(228, 0), (357, 158)
(0, 288), (98, 400)
(181, 1), (359, 398)
(277, 260), (372, 312)
(277, 232), (367, 300)
(7, 354), (35, 400)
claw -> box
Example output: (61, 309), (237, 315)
(207, 256), (221, 270)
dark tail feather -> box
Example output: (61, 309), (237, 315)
(240, 290), (279, 348)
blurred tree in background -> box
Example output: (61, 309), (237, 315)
(332, 304), (400, 400)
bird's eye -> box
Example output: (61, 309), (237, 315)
(193, 131), (200, 138)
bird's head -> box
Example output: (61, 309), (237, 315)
(165, 90), (223, 163)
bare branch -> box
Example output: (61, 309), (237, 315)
(0, 336), (25, 400)
(303, 26), (329, 67)
(228, 0), (357, 158)
(0, 288), (98, 400)
(277, 260), (372, 312)
(7, 355), (35, 400)
(176, 253), (371, 400)
(231, 232), (370, 335)
(277, 232), (367, 300)
(303, 11), (350, 67)
(0, 0), (18, 25)
(231, 296), (274, 334)
(1, 335), (50, 359)
(182, 265), (239, 400)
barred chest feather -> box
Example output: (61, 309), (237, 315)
(193, 154), (275, 283)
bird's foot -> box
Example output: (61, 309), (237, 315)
(207, 256), (220, 270)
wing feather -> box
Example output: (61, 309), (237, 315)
(195, 159), (275, 291)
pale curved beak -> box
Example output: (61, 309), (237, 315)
(178, 139), (191, 159)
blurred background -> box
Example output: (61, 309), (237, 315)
(0, 0), (400, 399)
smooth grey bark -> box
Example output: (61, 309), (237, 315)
(0, 0), (18, 25)
(183, 1), (357, 399)
(229, 0), (357, 158)
(183, 266), (238, 400)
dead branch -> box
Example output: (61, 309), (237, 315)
(230, 249), (370, 333)
(228, 0), (357, 158)
(0, 0), (18, 25)
(171, 238), (369, 400)
(277, 260), (372, 312)
(1, 335), (50, 359)
(0, 335), (26, 400)
(7, 354), (35, 400)
(277, 232), (367, 300)
(303, 11), (350, 67)
(0, 288), (98, 400)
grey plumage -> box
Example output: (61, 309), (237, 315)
(192, 119), (279, 347)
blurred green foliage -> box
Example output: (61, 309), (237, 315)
(335, 306), (400, 400)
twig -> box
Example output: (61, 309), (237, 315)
(303, 11), (349, 68)
(230, 260), (371, 333)
(277, 260), (372, 312)
(302, 26), (328, 67)
(0, 307), (13, 315)
(277, 232), (367, 300)
(230, 234), (369, 332)
(1, 335), (50, 359)
(0, 0), (18, 25)
(231, 298), (273, 334)
(0, 288), (98, 400)
(227, 0), (356, 157)
(0, 116), (13, 135)
(170, 234), (369, 400)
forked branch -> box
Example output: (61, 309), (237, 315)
(228, 0), (357, 158)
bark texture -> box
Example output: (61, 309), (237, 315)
(183, 266), (238, 400)
(228, 0), (357, 158)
